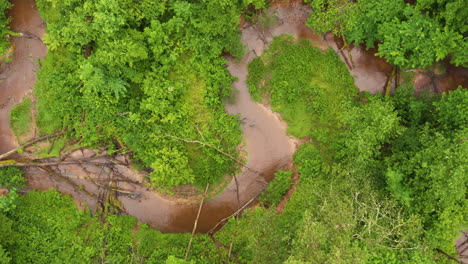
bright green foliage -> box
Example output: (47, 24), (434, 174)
(307, 0), (468, 68)
(305, 0), (357, 38)
(0, 190), (19, 213)
(0, 0), (12, 61)
(4, 191), (103, 263)
(385, 87), (468, 252)
(0, 190), (227, 263)
(34, 0), (259, 188)
(137, 224), (224, 263)
(247, 35), (357, 139)
(243, 0), (267, 10)
(434, 86), (467, 132)
(9, 98), (33, 137)
(231, 36), (466, 263)
(216, 208), (289, 264)
(0, 167), (26, 213)
(258, 170), (293, 207)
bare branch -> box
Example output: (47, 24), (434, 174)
(0, 158), (113, 167)
(164, 134), (259, 175)
(185, 184), (210, 260)
(0, 133), (61, 160)
(208, 196), (257, 234)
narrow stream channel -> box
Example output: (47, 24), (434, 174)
(2, 0), (466, 236)
(0, 0), (410, 234)
(0, 0), (46, 154)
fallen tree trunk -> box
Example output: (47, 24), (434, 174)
(0, 133), (61, 160)
(0, 158), (113, 167)
(208, 196), (257, 234)
(185, 184), (210, 261)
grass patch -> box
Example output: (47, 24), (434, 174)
(34, 137), (66, 158)
(246, 35), (358, 140)
(10, 98), (33, 137)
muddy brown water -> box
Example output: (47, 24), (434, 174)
(0, 0), (46, 154)
(457, 232), (468, 264)
(2, 0), (467, 235)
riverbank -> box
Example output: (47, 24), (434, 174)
(0, 0), (46, 154)
(1, 0), (466, 238)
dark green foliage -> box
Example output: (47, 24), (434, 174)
(0, 167), (26, 190)
(258, 170), (293, 207)
(0, 167), (26, 213)
(34, 0), (257, 188)
(9, 98), (33, 137)
(0, 245), (10, 264)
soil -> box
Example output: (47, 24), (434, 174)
(457, 232), (468, 264)
(0, 187), (9, 196)
(413, 60), (468, 95)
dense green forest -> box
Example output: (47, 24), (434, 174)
(307, 0), (467, 68)
(0, 0), (467, 263)
(241, 36), (467, 263)
(34, 0), (264, 188)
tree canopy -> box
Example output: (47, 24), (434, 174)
(307, 0), (468, 68)
(34, 0), (266, 188)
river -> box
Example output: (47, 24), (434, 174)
(1, 0), (467, 237)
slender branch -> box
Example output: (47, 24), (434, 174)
(90, 180), (137, 195)
(37, 166), (96, 198)
(434, 248), (462, 263)
(164, 134), (259, 175)
(0, 158), (113, 167)
(0, 118), (113, 161)
(0, 133), (61, 160)
(185, 184), (210, 260)
(208, 196), (256, 234)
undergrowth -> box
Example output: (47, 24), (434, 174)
(10, 98), (33, 137)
